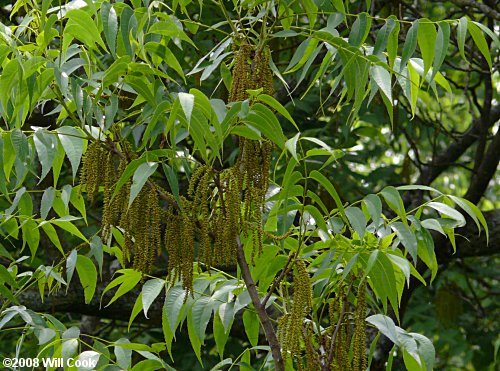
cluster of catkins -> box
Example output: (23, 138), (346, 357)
(79, 42), (369, 368)
(79, 42), (277, 293)
(276, 275), (367, 370)
(80, 141), (162, 275)
(277, 260), (313, 361)
(327, 281), (368, 370)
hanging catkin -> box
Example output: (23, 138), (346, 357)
(80, 141), (106, 204)
(229, 43), (275, 260)
(278, 260), (312, 361)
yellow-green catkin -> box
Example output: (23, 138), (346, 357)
(277, 313), (291, 355)
(187, 165), (214, 269)
(253, 46), (274, 95)
(221, 169), (240, 266)
(227, 42), (276, 259)
(119, 180), (133, 264)
(229, 43), (252, 102)
(211, 210), (223, 265)
(101, 151), (115, 242)
(164, 208), (181, 284)
(219, 208), (234, 267)
(303, 321), (319, 370)
(338, 321), (349, 370)
(239, 138), (273, 260)
(131, 189), (149, 274)
(114, 157), (130, 220)
(329, 284), (349, 370)
(180, 198), (195, 294)
(352, 281), (367, 370)
(279, 260), (312, 360)
(188, 165), (208, 198)
(148, 188), (162, 259)
(80, 141), (107, 204)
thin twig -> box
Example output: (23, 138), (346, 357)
(325, 281), (353, 369)
(302, 325), (322, 367)
(262, 252), (295, 307)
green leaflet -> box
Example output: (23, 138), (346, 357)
(101, 2), (118, 57)
(213, 314), (231, 360)
(0, 58), (22, 113)
(391, 222), (418, 263)
(128, 162), (158, 207)
(142, 278), (165, 319)
(345, 206), (367, 241)
(432, 22), (450, 80)
(373, 17), (397, 58)
(363, 194), (382, 227)
(191, 296), (214, 343)
(448, 196), (488, 244)
(285, 133), (300, 162)
(467, 20), (492, 69)
(417, 19), (437, 79)
(348, 12), (371, 47)
(129, 293), (143, 331)
(407, 60), (420, 117)
(243, 309), (260, 347)
(114, 338), (132, 370)
(331, 0), (345, 14)
(427, 201), (466, 228)
(243, 103), (287, 149)
(57, 126), (84, 181)
(40, 187), (55, 220)
(34, 129), (58, 182)
(457, 16), (468, 61)
(300, 0), (318, 28)
(144, 42), (185, 80)
(40, 222), (64, 255)
(285, 38), (313, 73)
(309, 170), (347, 222)
(51, 217), (88, 242)
(102, 56), (131, 88)
(370, 64), (392, 102)
(66, 249), (77, 286)
(102, 269), (142, 307)
(23, 219), (40, 257)
(89, 236), (103, 277)
(381, 186), (408, 225)
(401, 20), (419, 70)
(148, 16), (195, 47)
(256, 94), (298, 130)
(361, 252), (399, 320)
(387, 17), (400, 69)
(111, 157), (146, 202)
(187, 306), (203, 366)
(76, 255), (97, 304)
(178, 92), (194, 124)
(64, 9), (106, 51)
(165, 285), (187, 334)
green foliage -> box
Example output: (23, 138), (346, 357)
(0, 0), (496, 370)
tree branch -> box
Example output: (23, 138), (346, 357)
(448, 0), (500, 20)
(418, 104), (500, 187)
(235, 235), (285, 371)
(463, 127), (500, 204)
